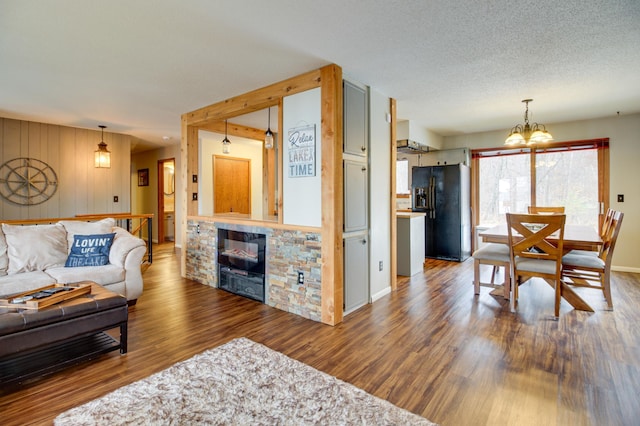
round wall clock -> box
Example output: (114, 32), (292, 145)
(0, 157), (59, 205)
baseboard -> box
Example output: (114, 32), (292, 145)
(612, 265), (640, 274)
(371, 286), (391, 303)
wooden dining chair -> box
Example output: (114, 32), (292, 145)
(527, 206), (565, 214)
(506, 213), (566, 316)
(472, 243), (511, 299)
(567, 208), (615, 258)
(562, 210), (623, 310)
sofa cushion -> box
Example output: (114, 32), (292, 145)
(65, 233), (116, 267)
(0, 228), (7, 276)
(0, 271), (57, 297)
(59, 218), (116, 253)
(45, 264), (125, 286)
(1, 223), (68, 274)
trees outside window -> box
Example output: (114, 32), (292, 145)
(473, 139), (609, 230)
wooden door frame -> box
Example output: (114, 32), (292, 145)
(157, 158), (175, 244)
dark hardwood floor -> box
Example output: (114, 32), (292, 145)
(2, 243), (639, 425)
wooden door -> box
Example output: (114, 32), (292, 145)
(213, 155), (251, 214)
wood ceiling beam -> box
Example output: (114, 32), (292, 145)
(184, 68), (322, 126)
(199, 121), (266, 141)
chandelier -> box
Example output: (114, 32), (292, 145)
(505, 99), (553, 146)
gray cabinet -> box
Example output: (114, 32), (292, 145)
(420, 148), (470, 167)
(343, 79), (370, 315)
(344, 235), (369, 313)
(343, 81), (368, 157)
(344, 159), (368, 232)
(396, 213), (426, 276)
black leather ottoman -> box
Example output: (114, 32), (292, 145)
(0, 282), (128, 389)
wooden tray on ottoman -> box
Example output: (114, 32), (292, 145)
(0, 282), (91, 310)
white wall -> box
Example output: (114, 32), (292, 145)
(0, 117), (131, 220)
(282, 88), (322, 227)
(444, 113), (640, 272)
(369, 88), (393, 300)
(197, 132), (264, 220)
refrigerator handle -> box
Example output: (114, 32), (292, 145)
(429, 176), (436, 219)
(427, 179), (431, 217)
(431, 177), (436, 219)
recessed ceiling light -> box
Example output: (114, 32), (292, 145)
(162, 136), (171, 141)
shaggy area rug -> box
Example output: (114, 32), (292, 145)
(54, 337), (436, 425)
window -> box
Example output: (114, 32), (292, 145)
(473, 139), (609, 230)
(477, 152), (530, 225)
(396, 159), (410, 194)
(535, 149), (598, 225)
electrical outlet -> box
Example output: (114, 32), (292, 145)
(192, 174), (198, 183)
(379, 261), (383, 271)
(297, 271), (304, 285)
(113, 196), (118, 203)
(192, 193), (198, 201)
(618, 194), (624, 202)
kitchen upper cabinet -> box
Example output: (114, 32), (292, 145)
(343, 81), (368, 157)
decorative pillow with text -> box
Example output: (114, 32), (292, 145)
(65, 233), (116, 267)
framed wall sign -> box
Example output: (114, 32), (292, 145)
(287, 124), (316, 178)
(138, 168), (149, 186)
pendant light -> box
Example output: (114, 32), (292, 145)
(505, 99), (553, 146)
(221, 120), (231, 154)
(264, 107), (274, 149)
(94, 125), (111, 168)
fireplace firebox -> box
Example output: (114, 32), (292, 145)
(217, 229), (266, 302)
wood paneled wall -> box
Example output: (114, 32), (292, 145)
(0, 117), (131, 220)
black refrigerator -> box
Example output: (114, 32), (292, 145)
(412, 164), (471, 261)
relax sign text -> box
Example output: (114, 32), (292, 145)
(288, 124), (316, 178)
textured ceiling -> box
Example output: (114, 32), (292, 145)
(1, 0), (639, 152)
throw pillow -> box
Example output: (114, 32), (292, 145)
(0, 228), (8, 276)
(65, 233), (116, 267)
(1, 223), (68, 274)
(59, 218), (116, 253)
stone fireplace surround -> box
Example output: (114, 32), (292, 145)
(186, 219), (322, 322)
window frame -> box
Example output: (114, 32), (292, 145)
(471, 138), (609, 250)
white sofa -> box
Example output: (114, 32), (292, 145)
(0, 218), (146, 303)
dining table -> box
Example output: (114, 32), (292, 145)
(479, 224), (603, 312)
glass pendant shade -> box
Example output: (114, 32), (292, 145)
(221, 120), (231, 154)
(265, 129), (274, 149)
(265, 107), (274, 149)
(94, 125), (111, 168)
(505, 130), (525, 145)
(222, 138), (231, 154)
